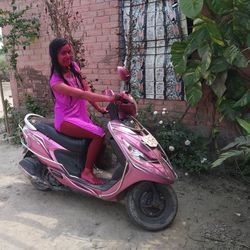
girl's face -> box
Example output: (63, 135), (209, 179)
(57, 44), (73, 69)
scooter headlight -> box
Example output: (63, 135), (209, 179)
(123, 139), (150, 161)
(128, 146), (150, 161)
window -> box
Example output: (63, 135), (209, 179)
(120, 0), (185, 100)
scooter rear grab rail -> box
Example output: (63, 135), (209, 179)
(24, 113), (44, 131)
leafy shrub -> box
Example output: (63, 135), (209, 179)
(212, 136), (250, 176)
(172, 0), (250, 134)
(137, 105), (211, 173)
(5, 95), (50, 144)
(24, 94), (48, 116)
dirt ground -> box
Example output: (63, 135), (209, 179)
(0, 82), (13, 119)
(0, 141), (249, 250)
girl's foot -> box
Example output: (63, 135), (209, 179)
(81, 172), (104, 185)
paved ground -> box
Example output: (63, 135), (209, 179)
(0, 141), (249, 250)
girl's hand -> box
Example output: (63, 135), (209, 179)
(97, 106), (108, 114)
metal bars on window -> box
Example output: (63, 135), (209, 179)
(120, 0), (185, 100)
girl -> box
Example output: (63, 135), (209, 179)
(49, 38), (115, 185)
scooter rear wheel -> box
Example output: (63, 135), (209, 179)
(126, 181), (178, 231)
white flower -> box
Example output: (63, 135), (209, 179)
(162, 111), (166, 115)
(169, 146), (175, 152)
(153, 111), (158, 115)
(162, 108), (167, 111)
(184, 140), (191, 146)
(200, 158), (207, 164)
(130, 120), (134, 124)
(159, 120), (163, 125)
(234, 212), (241, 217)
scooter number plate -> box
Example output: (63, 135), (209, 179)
(141, 134), (158, 148)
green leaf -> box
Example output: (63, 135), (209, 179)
(223, 135), (250, 151)
(206, 22), (225, 46)
(223, 45), (247, 67)
(233, 90), (250, 108)
(223, 45), (240, 65)
(210, 57), (230, 73)
(201, 45), (212, 75)
(196, 15), (224, 46)
(212, 149), (243, 168)
(171, 41), (188, 74)
(193, 18), (205, 28)
(184, 39), (198, 56)
(192, 22), (209, 41)
(180, 0), (204, 18)
(236, 117), (250, 134)
(183, 67), (201, 86)
(211, 71), (228, 97)
(219, 99), (240, 121)
(185, 81), (203, 106)
(205, 0), (233, 15)
(233, 52), (248, 68)
(206, 73), (216, 85)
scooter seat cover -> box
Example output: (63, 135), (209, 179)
(34, 122), (90, 153)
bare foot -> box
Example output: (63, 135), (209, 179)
(81, 172), (104, 185)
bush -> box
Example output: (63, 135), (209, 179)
(24, 94), (48, 116)
(0, 53), (10, 81)
(5, 95), (50, 144)
(212, 136), (250, 176)
(137, 105), (211, 173)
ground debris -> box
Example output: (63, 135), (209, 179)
(188, 223), (250, 249)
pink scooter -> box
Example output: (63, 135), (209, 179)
(18, 67), (178, 231)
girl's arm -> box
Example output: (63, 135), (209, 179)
(52, 83), (115, 103)
(82, 79), (108, 112)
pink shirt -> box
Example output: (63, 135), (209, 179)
(49, 62), (104, 136)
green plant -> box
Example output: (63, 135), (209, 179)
(212, 135), (250, 176)
(44, 0), (85, 68)
(4, 95), (48, 144)
(137, 105), (211, 173)
(0, 53), (9, 81)
(24, 94), (48, 117)
(171, 0), (250, 133)
(0, 0), (40, 72)
(4, 99), (25, 144)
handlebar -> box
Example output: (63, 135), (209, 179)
(114, 94), (129, 104)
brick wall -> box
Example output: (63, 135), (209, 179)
(2, 0), (121, 108)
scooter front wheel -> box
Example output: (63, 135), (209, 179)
(126, 181), (178, 231)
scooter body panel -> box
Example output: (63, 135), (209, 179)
(20, 113), (177, 202)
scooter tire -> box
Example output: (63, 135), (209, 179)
(125, 181), (178, 231)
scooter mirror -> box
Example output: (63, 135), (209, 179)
(117, 66), (130, 84)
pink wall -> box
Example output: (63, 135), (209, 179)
(2, 0), (121, 107)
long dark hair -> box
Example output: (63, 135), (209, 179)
(49, 38), (84, 89)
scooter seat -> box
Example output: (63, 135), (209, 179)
(34, 122), (90, 153)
